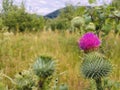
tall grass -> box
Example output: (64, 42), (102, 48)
(0, 31), (120, 90)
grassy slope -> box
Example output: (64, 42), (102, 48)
(0, 31), (120, 90)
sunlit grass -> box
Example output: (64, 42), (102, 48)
(0, 30), (120, 89)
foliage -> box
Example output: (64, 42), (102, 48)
(80, 48), (112, 90)
(0, 0), (120, 34)
(85, 22), (95, 31)
(111, 0), (120, 9)
(71, 16), (85, 32)
(33, 56), (56, 90)
(46, 18), (70, 31)
(14, 69), (37, 90)
(0, 31), (119, 89)
(79, 31), (113, 90)
(59, 5), (75, 21)
(1, 0), (45, 32)
(0, 18), (4, 29)
(103, 78), (120, 90)
(33, 56), (55, 78)
(45, 5), (75, 31)
(87, 78), (120, 90)
(0, 55), (57, 90)
(46, 1), (120, 35)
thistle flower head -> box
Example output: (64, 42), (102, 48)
(81, 52), (112, 79)
(78, 32), (101, 51)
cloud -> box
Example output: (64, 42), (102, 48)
(25, 0), (66, 15)
(36, 8), (53, 15)
(38, 0), (47, 4)
(0, 0), (112, 15)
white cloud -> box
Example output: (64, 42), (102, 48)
(50, 1), (65, 8)
(38, 0), (47, 4)
(35, 7), (52, 15)
(0, 0), (112, 15)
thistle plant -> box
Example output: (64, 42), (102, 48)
(85, 22), (96, 31)
(71, 16), (85, 32)
(81, 52), (112, 90)
(81, 52), (112, 79)
(14, 69), (36, 90)
(78, 32), (101, 53)
(33, 56), (56, 90)
(79, 32), (112, 90)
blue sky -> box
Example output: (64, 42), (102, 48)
(0, 0), (112, 15)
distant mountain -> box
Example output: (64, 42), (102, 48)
(44, 6), (93, 19)
(44, 6), (88, 18)
(44, 6), (76, 18)
(44, 8), (62, 18)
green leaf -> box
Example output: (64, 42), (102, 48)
(86, 22), (96, 31)
(102, 24), (112, 34)
(113, 10), (120, 17)
(117, 24), (120, 31)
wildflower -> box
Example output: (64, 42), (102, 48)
(78, 32), (101, 52)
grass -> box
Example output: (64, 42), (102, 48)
(0, 30), (120, 90)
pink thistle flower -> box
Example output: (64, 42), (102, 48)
(78, 32), (101, 52)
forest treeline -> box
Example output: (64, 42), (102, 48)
(0, 0), (120, 33)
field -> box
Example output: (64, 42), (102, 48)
(0, 31), (120, 90)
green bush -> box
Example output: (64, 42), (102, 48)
(1, 0), (45, 32)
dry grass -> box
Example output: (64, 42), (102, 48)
(0, 31), (120, 90)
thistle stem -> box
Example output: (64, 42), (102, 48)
(95, 78), (103, 90)
(38, 78), (45, 90)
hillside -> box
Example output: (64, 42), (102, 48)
(44, 9), (61, 18)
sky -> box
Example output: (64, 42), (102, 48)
(0, 0), (112, 15)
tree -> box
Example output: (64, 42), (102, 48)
(0, 18), (3, 29)
(1, 0), (45, 32)
(2, 0), (13, 13)
(59, 4), (75, 20)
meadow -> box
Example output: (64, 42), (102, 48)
(0, 30), (120, 90)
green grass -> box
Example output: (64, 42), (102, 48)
(0, 31), (120, 90)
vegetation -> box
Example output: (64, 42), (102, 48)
(0, 0), (120, 34)
(0, 0), (45, 32)
(0, 0), (120, 90)
(45, 1), (120, 35)
(0, 31), (120, 90)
